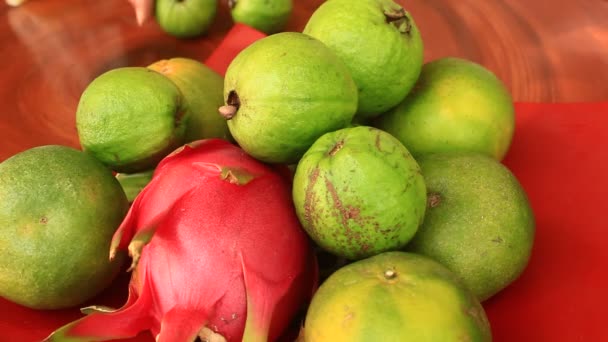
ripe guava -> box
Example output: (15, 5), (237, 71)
(220, 32), (358, 164)
(292, 126), (426, 260)
(304, 0), (424, 119)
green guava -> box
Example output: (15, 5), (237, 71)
(147, 57), (231, 143)
(229, 0), (292, 34)
(0, 145), (127, 309)
(405, 152), (535, 301)
(155, 0), (218, 38)
(292, 126), (427, 260)
(303, 0), (424, 119)
(302, 251), (492, 341)
(220, 32), (358, 164)
(76, 67), (187, 173)
(374, 57), (515, 161)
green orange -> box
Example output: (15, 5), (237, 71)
(303, 251), (492, 341)
(76, 67), (187, 173)
(374, 57), (515, 161)
(406, 152), (535, 301)
(148, 57), (231, 143)
(0, 145), (127, 309)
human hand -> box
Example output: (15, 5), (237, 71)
(5, 0), (154, 26)
(128, 0), (154, 26)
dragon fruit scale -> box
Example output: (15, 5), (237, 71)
(45, 139), (318, 342)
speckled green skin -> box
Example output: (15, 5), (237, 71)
(148, 57), (231, 143)
(304, 0), (424, 119)
(76, 67), (187, 173)
(304, 251), (492, 342)
(223, 32), (358, 164)
(374, 57), (515, 161)
(230, 0), (292, 34)
(292, 126), (426, 260)
(0, 146), (127, 309)
(155, 0), (217, 38)
(406, 153), (535, 301)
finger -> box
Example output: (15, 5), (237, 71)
(128, 0), (154, 26)
(6, 0), (28, 7)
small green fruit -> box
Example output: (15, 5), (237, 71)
(229, 0), (292, 34)
(292, 126), (427, 260)
(155, 0), (217, 38)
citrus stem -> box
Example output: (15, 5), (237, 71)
(219, 105), (237, 120)
(384, 269), (397, 280)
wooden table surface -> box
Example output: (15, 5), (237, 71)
(0, 0), (606, 163)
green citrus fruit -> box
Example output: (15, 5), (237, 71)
(374, 57), (515, 161)
(221, 32), (358, 164)
(0, 145), (127, 310)
(147, 57), (231, 143)
(406, 152), (535, 301)
(303, 251), (492, 341)
(229, 0), (292, 34)
(303, 0), (424, 119)
(292, 126), (426, 260)
(76, 67), (187, 173)
(155, 0), (217, 38)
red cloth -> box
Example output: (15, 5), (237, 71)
(2, 24), (607, 342)
(486, 101), (608, 341)
(204, 23), (267, 77)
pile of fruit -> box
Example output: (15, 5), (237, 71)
(0, 0), (535, 341)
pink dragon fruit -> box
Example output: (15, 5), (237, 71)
(45, 139), (318, 342)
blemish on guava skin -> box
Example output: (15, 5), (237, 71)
(174, 109), (186, 127)
(325, 178), (349, 228)
(325, 178), (366, 252)
(492, 236), (504, 244)
(304, 167), (321, 234)
(328, 140), (344, 156)
(375, 132), (382, 151)
(39, 216), (48, 224)
(428, 192), (441, 208)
